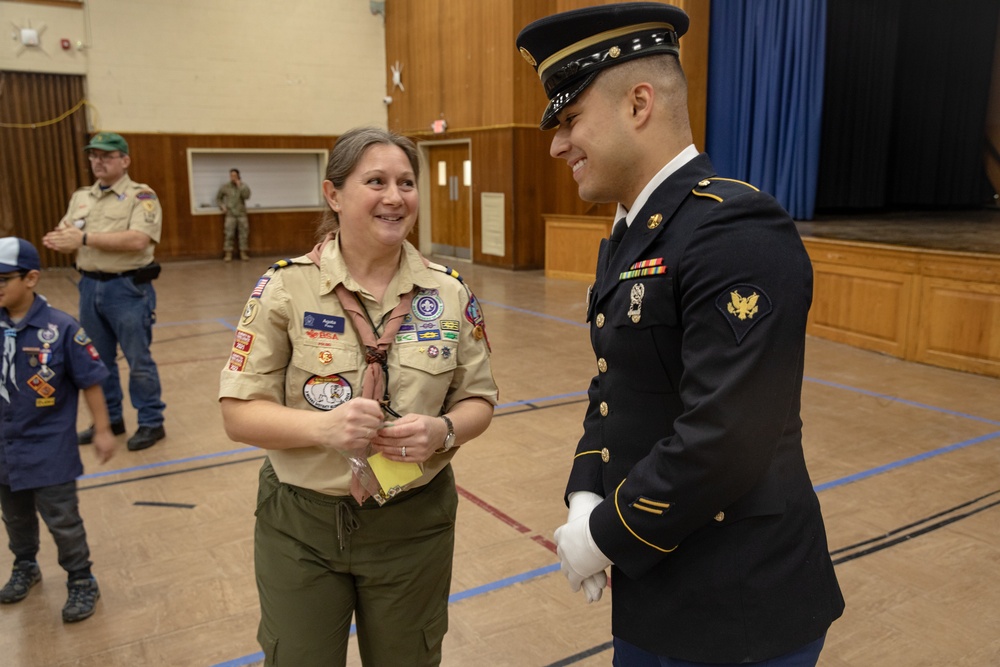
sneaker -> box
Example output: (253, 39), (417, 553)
(62, 577), (100, 623)
(78, 420), (126, 445)
(0, 561), (41, 603)
(127, 424), (165, 451)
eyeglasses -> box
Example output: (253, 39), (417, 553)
(0, 273), (25, 287)
(87, 152), (123, 162)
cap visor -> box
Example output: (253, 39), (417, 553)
(539, 71), (599, 130)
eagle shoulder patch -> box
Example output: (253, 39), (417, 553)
(715, 284), (772, 343)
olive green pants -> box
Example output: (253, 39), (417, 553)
(254, 460), (457, 667)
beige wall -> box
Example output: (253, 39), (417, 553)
(1, 0), (389, 135)
(0, 1), (87, 75)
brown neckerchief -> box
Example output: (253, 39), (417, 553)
(307, 234), (417, 503)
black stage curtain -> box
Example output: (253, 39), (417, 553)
(816, 0), (999, 210)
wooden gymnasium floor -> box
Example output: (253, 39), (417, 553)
(2, 228), (999, 666)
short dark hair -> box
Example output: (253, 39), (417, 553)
(230, 168), (240, 176)
(317, 127), (420, 238)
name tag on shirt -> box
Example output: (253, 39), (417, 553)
(303, 312), (346, 333)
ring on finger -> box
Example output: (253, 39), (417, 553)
(401, 446), (407, 458)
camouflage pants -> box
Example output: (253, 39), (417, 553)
(223, 214), (249, 252)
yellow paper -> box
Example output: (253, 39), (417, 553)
(367, 452), (422, 495)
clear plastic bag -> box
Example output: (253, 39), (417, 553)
(341, 445), (387, 506)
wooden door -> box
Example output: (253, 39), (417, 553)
(427, 143), (471, 259)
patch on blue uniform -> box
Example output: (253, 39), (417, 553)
(715, 284), (772, 344)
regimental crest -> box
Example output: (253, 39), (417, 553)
(715, 284), (772, 344)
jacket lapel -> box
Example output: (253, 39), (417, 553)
(593, 154), (716, 307)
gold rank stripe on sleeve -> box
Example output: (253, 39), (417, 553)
(630, 497), (672, 515)
(573, 449), (605, 459)
(613, 480), (677, 553)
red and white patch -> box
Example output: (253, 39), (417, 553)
(228, 351), (247, 372)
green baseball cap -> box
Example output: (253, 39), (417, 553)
(83, 132), (129, 155)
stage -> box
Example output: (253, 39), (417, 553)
(795, 208), (1000, 379)
(796, 207), (1000, 255)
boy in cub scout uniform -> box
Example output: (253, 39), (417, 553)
(517, 4), (844, 665)
(43, 132), (167, 452)
(0, 238), (115, 623)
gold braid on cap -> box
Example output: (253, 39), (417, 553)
(539, 22), (677, 96)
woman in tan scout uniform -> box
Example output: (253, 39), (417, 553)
(219, 127), (497, 667)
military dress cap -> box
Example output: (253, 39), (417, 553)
(0, 237), (41, 273)
(83, 131), (129, 155)
(516, 2), (689, 129)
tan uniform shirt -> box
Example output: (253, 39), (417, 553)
(218, 237), (499, 496)
(61, 174), (162, 273)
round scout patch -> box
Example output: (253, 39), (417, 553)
(303, 374), (353, 411)
(240, 299), (260, 326)
(412, 289), (444, 321)
(38, 324), (59, 344)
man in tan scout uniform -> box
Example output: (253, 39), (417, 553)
(43, 132), (167, 452)
(216, 168), (252, 262)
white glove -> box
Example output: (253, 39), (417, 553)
(554, 511), (612, 601)
(581, 569), (607, 603)
(565, 491), (608, 602)
(567, 491), (603, 522)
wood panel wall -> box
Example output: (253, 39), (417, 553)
(804, 238), (1000, 378)
(115, 133), (340, 262)
(385, 0), (709, 271)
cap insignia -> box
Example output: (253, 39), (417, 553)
(608, 45), (621, 58)
(519, 47), (536, 67)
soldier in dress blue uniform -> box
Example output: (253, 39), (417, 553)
(517, 4), (844, 665)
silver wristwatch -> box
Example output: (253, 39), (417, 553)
(435, 415), (456, 453)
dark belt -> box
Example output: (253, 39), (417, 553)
(80, 269), (139, 281)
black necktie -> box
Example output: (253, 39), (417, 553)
(608, 218), (627, 259)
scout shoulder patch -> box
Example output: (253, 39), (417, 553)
(716, 284), (772, 344)
(691, 177), (760, 203)
(135, 191), (158, 201)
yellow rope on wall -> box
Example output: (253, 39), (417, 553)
(0, 97), (98, 130)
